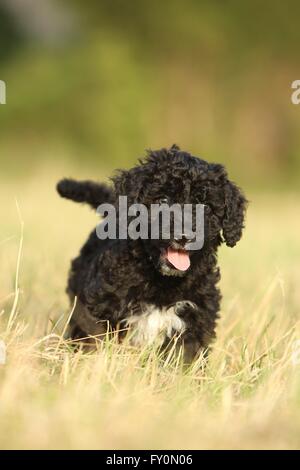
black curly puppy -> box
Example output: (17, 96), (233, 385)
(57, 145), (247, 361)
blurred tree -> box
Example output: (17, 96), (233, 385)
(0, 0), (76, 46)
(0, 4), (22, 61)
(0, 0), (300, 187)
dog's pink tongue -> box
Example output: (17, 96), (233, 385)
(166, 248), (190, 271)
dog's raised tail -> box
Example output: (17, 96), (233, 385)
(57, 178), (114, 210)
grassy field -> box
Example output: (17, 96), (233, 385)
(0, 168), (300, 450)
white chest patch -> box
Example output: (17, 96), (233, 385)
(124, 302), (195, 347)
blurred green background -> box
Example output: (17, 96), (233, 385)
(0, 0), (300, 189)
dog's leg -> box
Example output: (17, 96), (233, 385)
(66, 298), (109, 350)
(172, 300), (219, 365)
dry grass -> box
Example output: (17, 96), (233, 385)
(0, 168), (300, 450)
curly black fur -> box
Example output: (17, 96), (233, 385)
(57, 145), (247, 362)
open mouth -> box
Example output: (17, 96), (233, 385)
(162, 247), (190, 272)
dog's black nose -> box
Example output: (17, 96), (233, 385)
(174, 234), (195, 245)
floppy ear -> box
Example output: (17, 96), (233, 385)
(222, 179), (247, 247)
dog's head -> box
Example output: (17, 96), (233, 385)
(112, 145), (247, 277)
